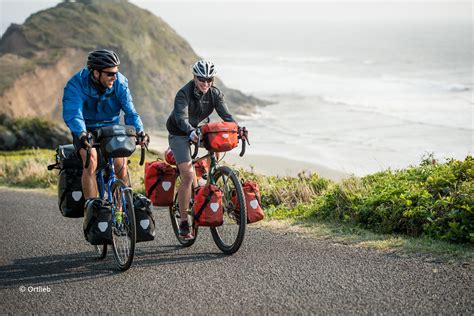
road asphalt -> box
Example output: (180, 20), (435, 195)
(0, 187), (472, 314)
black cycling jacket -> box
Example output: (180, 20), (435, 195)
(166, 80), (235, 136)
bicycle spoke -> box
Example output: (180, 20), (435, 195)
(110, 180), (136, 271)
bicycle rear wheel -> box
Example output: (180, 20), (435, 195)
(111, 179), (136, 271)
(93, 244), (107, 260)
(210, 166), (246, 254)
(169, 182), (199, 247)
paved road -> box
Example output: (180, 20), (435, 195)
(0, 187), (472, 314)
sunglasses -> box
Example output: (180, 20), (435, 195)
(101, 71), (118, 77)
(197, 76), (213, 83)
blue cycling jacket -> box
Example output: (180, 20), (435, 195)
(62, 68), (144, 136)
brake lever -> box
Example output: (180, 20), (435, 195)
(84, 132), (93, 169)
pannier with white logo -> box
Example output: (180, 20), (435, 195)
(83, 198), (113, 245)
(193, 184), (223, 227)
(144, 160), (176, 206)
(48, 144), (85, 218)
(232, 181), (264, 224)
(200, 121), (239, 152)
(133, 193), (156, 242)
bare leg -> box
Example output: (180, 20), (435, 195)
(177, 161), (194, 223)
(114, 157), (129, 185)
(79, 148), (98, 199)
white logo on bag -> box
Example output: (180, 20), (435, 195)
(250, 199), (258, 209)
(98, 222), (108, 232)
(210, 203), (219, 213)
(117, 136), (126, 142)
(72, 191), (82, 201)
(140, 219), (150, 229)
(222, 134), (229, 139)
(162, 181), (171, 191)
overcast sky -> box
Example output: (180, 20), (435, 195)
(0, 0), (470, 37)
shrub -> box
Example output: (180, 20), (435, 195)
(260, 156), (473, 244)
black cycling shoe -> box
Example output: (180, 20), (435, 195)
(178, 221), (193, 240)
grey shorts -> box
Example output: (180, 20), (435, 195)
(168, 134), (192, 165)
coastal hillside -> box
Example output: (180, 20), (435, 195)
(0, 0), (264, 149)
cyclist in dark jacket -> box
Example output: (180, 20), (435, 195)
(63, 49), (149, 202)
(166, 60), (235, 239)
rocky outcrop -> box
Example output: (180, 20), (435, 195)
(0, 49), (87, 122)
(0, 0), (266, 139)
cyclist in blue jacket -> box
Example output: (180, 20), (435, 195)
(63, 49), (149, 202)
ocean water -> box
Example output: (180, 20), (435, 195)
(144, 1), (472, 175)
(210, 44), (472, 174)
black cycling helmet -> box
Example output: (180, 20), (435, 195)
(87, 49), (120, 70)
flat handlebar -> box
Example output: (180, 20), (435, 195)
(189, 126), (250, 159)
(84, 133), (147, 169)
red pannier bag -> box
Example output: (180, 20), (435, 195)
(232, 181), (264, 223)
(193, 184), (223, 227)
(201, 121), (239, 152)
(144, 160), (176, 206)
(195, 159), (209, 182)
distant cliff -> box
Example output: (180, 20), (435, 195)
(0, 0), (265, 148)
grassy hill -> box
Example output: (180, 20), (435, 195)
(0, 0), (265, 132)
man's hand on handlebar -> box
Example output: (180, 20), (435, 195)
(189, 129), (201, 143)
(238, 126), (249, 143)
(79, 132), (92, 149)
(138, 131), (150, 148)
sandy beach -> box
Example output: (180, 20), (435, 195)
(223, 152), (350, 181)
(149, 132), (350, 181)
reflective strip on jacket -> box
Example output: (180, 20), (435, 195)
(62, 68), (144, 136)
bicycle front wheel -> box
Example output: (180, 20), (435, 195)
(210, 166), (246, 254)
(111, 179), (136, 271)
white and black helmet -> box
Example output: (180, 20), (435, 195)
(192, 60), (217, 78)
(87, 49), (120, 70)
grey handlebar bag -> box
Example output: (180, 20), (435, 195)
(96, 125), (136, 158)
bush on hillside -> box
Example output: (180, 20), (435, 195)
(0, 115), (71, 150)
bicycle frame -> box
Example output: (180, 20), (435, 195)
(192, 152), (219, 186)
(96, 156), (132, 225)
(190, 124), (248, 185)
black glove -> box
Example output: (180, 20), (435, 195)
(138, 131), (149, 146)
(79, 132), (91, 149)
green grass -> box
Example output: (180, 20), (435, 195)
(0, 148), (159, 192)
(260, 218), (473, 262)
(0, 149), (58, 188)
